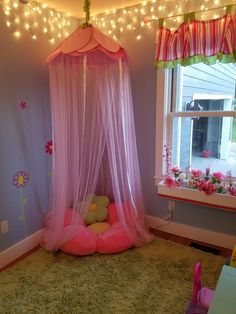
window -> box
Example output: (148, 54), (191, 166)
(155, 62), (236, 209)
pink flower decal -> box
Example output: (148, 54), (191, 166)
(13, 171), (29, 188)
(19, 101), (27, 109)
(45, 140), (53, 155)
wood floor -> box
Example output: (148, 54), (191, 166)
(150, 228), (232, 257)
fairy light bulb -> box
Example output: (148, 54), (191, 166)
(6, 21), (11, 27)
(13, 2), (19, 9)
(32, 34), (37, 40)
(140, 8), (145, 15)
(43, 27), (48, 33)
(136, 35), (141, 40)
(25, 23), (30, 29)
(14, 30), (21, 38)
(15, 17), (20, 24)
(4, 9), (10, 16)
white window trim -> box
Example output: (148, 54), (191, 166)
(154, 69), (236, 211)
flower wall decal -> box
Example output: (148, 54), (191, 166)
(19, 101), (27, 109)
(12, 171), (29, 229)
(13, 171), (29, 188)
(45, 140), (53, 155)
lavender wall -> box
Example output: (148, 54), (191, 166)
(0, 17), (78, 252)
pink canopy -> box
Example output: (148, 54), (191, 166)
(44, 26), (151, 255)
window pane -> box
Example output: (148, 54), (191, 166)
(174, 63), (236, 112)
(172, 116), (236, 177)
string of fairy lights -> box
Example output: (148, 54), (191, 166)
(0, 0), (74, 42)
(0, 0), (234, 43)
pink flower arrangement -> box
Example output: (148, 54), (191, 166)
(163, 165), (235, 197)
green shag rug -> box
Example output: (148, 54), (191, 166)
(0, 237), (225, 314)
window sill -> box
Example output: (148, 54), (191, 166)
(158, 181), (236, 211)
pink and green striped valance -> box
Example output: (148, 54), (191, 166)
(155, 11), (236, 68)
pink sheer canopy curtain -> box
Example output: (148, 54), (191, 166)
(155, 5), (236, 68)
(43, 26), (152, 254)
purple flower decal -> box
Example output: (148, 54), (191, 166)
(13, 171), (29, 188)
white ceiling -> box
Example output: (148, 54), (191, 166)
(38, 0), (144, 18)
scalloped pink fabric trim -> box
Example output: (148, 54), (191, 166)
(47, 26), (125, 63)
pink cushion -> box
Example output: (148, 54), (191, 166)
(199, 287), (215, 309)
(97, 222), (134, 254)
(107, 202), (134, 225)
(64, 209), (84, 226)
(60, 203), (135, 255)
(60, 225), (98, 256)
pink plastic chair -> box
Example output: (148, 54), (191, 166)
(186, 262), (215, 314)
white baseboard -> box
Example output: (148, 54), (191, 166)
(0, 229), (43, 270)
(146, 215), (236, 250)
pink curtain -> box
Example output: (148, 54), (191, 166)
(155, 12), (236, 68)
(43, 50), (151, 251)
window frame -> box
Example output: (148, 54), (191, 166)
(155, 66), (236, 210)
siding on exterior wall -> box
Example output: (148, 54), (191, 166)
(182, 63), (236, 99)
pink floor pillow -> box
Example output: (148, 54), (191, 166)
(60, 225), (98, 256)
(64, 209), (84, 226)
(97, 221), (135, 254)
(107, 202), (134, 225)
